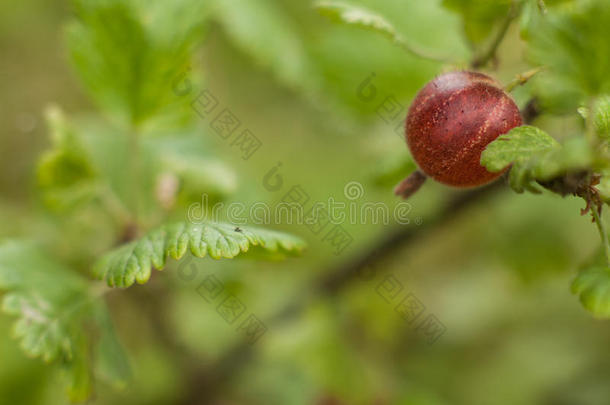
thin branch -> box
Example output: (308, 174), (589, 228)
(179, 181), (505, 404)
(471, 0), (521, 69)
(178, 98), (546, 403)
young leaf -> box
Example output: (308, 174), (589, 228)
(93, 221), (306, 288)
(572, 266), (610, 318)
(0, 240), (130, 401)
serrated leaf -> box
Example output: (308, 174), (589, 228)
(0, 240), (130, 400)
(93, 221), (306, 288)
(481, 125), (560, 172)
(572, 266), (610, 318)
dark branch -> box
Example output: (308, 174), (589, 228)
(179, 181), (505, 404)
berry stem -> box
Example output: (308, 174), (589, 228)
(394, 170), (427, 199)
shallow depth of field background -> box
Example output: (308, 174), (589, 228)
(1, 0), (609, 404)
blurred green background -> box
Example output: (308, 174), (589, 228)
(0, 0), (609, 404)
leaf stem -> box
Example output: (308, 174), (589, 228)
(471, 0), (520, 68)
(504, 66), (546, 92)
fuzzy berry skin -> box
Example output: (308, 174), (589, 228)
(406, 71), (522, 187)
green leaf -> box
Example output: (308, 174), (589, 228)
(528, 0), (610, 97)
(37, 106), (99, 212)
(481, 126), (595, 194)
(212, 0), (316, 90)
(93, 221), (306, 288)
(481, 125), (560, 172)
(572, 266), (610, 318)
(65, 0), (209, 127)
(0, 240), (130, 400)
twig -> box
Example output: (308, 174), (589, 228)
(179, 181), (505, 404)
(178, 99), (545, 403)
(471, 0), (521, 69)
